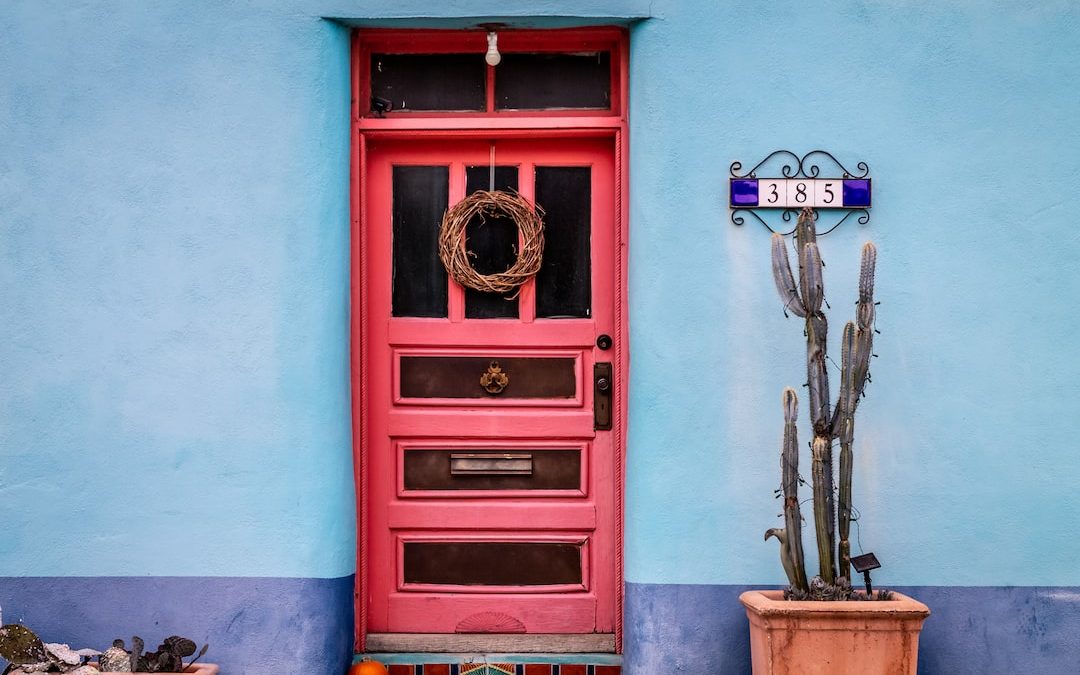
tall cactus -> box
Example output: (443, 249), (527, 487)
(764, 208), (877, 594)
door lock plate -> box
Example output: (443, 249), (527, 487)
(594, 362), (613, 431)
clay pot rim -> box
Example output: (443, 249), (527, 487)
(740, 589), (930, 617)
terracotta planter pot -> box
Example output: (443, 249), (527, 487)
(95, 665), (219, 675)
(740, 590), (930, 675)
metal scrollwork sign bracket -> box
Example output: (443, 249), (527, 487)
(729, 150), (871, 236)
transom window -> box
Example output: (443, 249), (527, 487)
(358, 29), (624, 116)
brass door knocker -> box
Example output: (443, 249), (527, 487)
(480, 360), (509, 394)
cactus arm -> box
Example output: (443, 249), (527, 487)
(852, 242), (877, 399)
(858, 242), (877, 324)
(799, 242), (824, 314)
(837, 424), (854, 582)
(834, 321), (858, 431)
(811, 436), (836, 584)
(834, 321), (857, 580)
(780, 387), (809, 592)
(793, 207), (831, 433)
(794, 207), (817, 250)
(806, 313), (832, 434)
(831, 242), (878, 436)
(839, 321), (857, 413)
(852, 325), (873, 402)
(793, 210), (821, 313)
(771, 233), (807, 317)
(765, 528), (799, 588)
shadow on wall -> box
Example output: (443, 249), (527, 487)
(0, 576), (354, 674)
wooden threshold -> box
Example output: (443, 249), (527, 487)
(366, 633), (616, 653)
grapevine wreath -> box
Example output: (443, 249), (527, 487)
(438, 190), (545, 298)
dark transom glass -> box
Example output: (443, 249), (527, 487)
(496, 52), (611, 110)
(371, 53), (486, 112)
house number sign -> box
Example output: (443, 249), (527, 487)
(729, 150), (872, 235)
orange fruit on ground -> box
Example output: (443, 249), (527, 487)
(349, 658), (388, 675)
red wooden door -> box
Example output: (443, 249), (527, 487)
(362, 137), (619, 638)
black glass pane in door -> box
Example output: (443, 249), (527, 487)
(371, 54), (486, 112)
(392, 166), (449, 317)
(535, 167), (591, 318)
(464, 165), (520, 319)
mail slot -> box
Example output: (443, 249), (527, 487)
(450, 453), (533, 476)
(403, 449), (581, 491)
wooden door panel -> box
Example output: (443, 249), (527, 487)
(364, 137), (617, 636)
(386, 410), (597, 438)
(395, 352), (583, 405)
(386, 594), (599, 634)
(399, 355), (577, 400)
(387, 503), (597, 529)
(397, 442), (588, 497)
(388, 320), (596, 347)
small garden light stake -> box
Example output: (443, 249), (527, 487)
(850, 552), (881, 597)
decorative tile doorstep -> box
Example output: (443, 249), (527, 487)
(364, 654), (622, 667)
(383, 666), (620, 675)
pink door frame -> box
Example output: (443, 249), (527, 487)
(349, 28), (630, 652)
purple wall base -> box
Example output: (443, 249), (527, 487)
(3, 577), (1077, 674)
(0, 575), (353, 674)
(624, 582), (1080, 675)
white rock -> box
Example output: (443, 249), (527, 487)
(45, 642), (83, 665)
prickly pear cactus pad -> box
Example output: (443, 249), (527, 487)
(0, 624), (48, 665)
(161, 636), (196, 658)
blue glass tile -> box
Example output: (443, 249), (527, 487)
(842, 179), (871, 207)
(730, 179), (759, 207)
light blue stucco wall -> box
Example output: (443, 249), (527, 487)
(0, 1), (356, 579)
(625, 0), (1080, 588)
(3, 0), (1080, 673)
